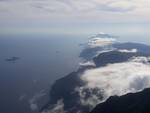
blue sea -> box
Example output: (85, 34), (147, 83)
(0, 34), (86, 113)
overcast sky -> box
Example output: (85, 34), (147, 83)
(0, 0), (150, 34)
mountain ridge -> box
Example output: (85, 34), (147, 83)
(90, 88), (150, 113)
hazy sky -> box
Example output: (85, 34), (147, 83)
(0, 0), (150, 34)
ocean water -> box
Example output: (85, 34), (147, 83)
(0, 31), (150, 113)
(0, 34), (86, 113)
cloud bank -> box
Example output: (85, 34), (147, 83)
(29, 90), (46, 111)
(0, 0), (150, 23)
(80, 33), (119, 60)
(77, 56), (150, 108)
(87, 37), (116, 48)
(79, 61), (96, 67)
(118, 49), (137, 53)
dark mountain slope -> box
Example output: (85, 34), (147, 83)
(94, 50), (149, 67)
(90, 88), (150, 113)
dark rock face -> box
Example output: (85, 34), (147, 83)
(48, 72), (84, 112)
(93, 51), (148, 67)
(90, 88), (150, 113)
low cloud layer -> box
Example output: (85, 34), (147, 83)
(79, 61), (96, 67)
(29, 90), (46, 111)
(118, 49), (137, 53)
(77, 56), (150, 108)
(87, 37), (116, 48)
(41, 99), (66, 113)
(79, 33), (118, 60)
(87, 33), (117, 48)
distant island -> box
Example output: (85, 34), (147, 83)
(5, 57), (20, 62)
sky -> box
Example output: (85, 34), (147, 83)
(0, 0), (150, 34)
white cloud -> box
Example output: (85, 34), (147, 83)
(129, 56), (150, 64)
(41, 99), (66, 113)
(0, 0), (150, 23)
(106, 1), (135, 12)
(29, 90), (46, 111)
(75, 87), (102, 109)
(87, 33), (117, 48)
(88, 37), (116, 48)
(118, 49), (137, 53)
(76, 57), (150, 108)
(79, 61), (96, 67)
(30, 103), (38, 111)
(79, 33), (117, 59)
(19, 94), (27, 101)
